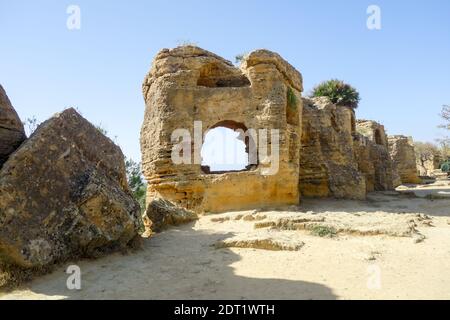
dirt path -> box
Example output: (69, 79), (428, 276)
(1, 184), (450, 300)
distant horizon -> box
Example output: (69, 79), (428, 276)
(1, 0), (449, 161)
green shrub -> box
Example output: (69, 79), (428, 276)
(125, 158), (147, 213)
(311, 79), (360, 109)
(287, 87), (298, 110)
(310, 225), (337, 238)
(441, 161), (450, 173)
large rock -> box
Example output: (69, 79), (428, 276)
(299, 97), (366, 199)
(0, 108), (142, 268)
(141, 46), (303, 213)
(143, 198), (198, 233)
(0, 85), (26, 168)
(388, 135), (421, 184)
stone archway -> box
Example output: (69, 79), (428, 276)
(141, 46), (303, 213)
(201, 120), (253, 174)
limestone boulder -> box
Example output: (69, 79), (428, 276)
(388, 135), (421, 184)
(299, 97), (366, 200)
(143, 198), (198, 233)
(0, 85), (26, 168)
(0, 108), (142, 268)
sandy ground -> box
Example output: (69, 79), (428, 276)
(1, 182), (450, 300)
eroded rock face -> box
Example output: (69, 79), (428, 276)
(356, 120), (399, 191)
(299, 97), (365, 199)
(143, 198), (198, 233)
(0, 108), (142, 268)
(417, 153), (441, 177)
(0, 85), (26, 168)
(141, 46), (303, 213)
(388, 135), (421, 184)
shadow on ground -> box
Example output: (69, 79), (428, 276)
(1, 224), (336, 300)
(291, 190), (450, 218)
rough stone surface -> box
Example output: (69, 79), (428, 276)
(388, 135), (421, 184)
(299, 97), (365, 199)
(0, 85), (26, 168)
(215, 233), (305, 251)
(252, 211), (429, 238)
(355, 120), (399, 191)
(143, 198), (198, 233)
(0, 108), (142, 268)
(416, 151), (441, 177)
(141, 46), (303, 213)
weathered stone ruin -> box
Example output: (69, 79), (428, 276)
(388, 135), (421, 184)
(141, 46), (303, 213)
(0, 93), (142, 271)
(355, 120), (400, 191)
(299, 97), (365, 200)
(416, 149), (442, 177)
(140, 46), (421, 214)
(0, 85), (26, 169)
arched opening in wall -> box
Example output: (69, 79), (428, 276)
(201, 120), (256, 173)
(197, 63), (251, 88)
(374, 129), (383, 145)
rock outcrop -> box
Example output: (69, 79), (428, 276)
(0, 108), (142, 268)
(141, 46), (303, 213)
(0, 85), (26, 168)
(355, 120), (399, 191)
(416, 149), (441, 177)
(299, 97), (365, 199)
(388, 135), (421, 184)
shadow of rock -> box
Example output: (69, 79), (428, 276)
(1, 223), (336, 300)
(288, 191), (450, 218)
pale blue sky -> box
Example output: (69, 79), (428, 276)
(1, 0), (449, 161)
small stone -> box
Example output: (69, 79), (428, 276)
(412, 234), (426, 244)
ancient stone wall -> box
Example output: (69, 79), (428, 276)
(355, 120), (399, 191)
(299, 97), (365, 199)
(141, 46), (303, 213)
(353, 134), (376, 192)
(417, 152), (441, 177)
(388, 135), (421, 184)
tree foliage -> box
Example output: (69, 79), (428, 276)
(440, 105), (450, 131)
(23, 116), (39, 136)
(311, 79), (361, 109)
(441, 161), (450, 173)
(415, 142), (440, 164)
(125, 158), (147, 212)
